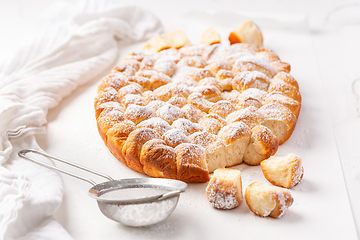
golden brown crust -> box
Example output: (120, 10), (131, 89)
(97, 73), (128, 93)
(232, 71), (270, 92)
(206, 168), (243, 209)
(270, 61), (291, 73)
(96, 109), (127, 143)
(106, 120), (137, 165)
(175, 143), (209, 183)
(232, 57), (276, 78)
(273, 72), (299, 89)
(198, 114), (226, 135)
(255, 49), (280, 62)
(140, 139), (177, 179)
(226, 106), (262, 130)
(258, 103), (297, 144)
(265, 91), (301, 118)
(122, 128), (161, 174)
(268, 79), (301, 102)
(243, 125), (279, 166)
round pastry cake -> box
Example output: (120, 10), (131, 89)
(94, 24), (301, 183)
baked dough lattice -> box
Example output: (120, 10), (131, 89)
(94, 27), (301, 183)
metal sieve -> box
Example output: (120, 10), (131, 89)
(18, 149), (187, 227)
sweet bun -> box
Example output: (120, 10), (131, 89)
(265, 91), (301, 118)
(188, 92), (214, 113)
(221, 90), (241, 106)
(270, 60), (291, 73)
(156, 104), (184, 124)
(216, 69), (234, 91)
(171, 118), (203, 135)
(121, 94), (146, 108)
(238, 88), (268, 104)
(94, 87), (120, 110)
(232, 56), (276, 78)
(206, 168), (243, 209)
(97, 73), (127, 92)
(106, 120), (137, 165)
(144, 30), (190, 52)
(190, 68), (214, 81)
(136, 117), (172, 135)
(258, 103), (297, 144)
(94, 27), (302, 184)
(175, 143), (209, 183)
(218, 121), (251, 167)
(268, 78), (301, 102)
(142, 90), (159, 103)
(140, 139), (177, 179)
(208, 100), (236, 118)
(229, 21), (263, 49)
(97, 108), (127, 142)
(206, 60), (232, 74)
(273, 72), (299, 89)
(95, 101), (124, 120)
(181, 104), (206, 123)
(243, 125), (279, 166)
(261, 153), (304, 188)
(122, 128), (161, 173)
(124, 105), (155, 124)
(198, 114), (226, 135)
(118, 83), (143, 99)
(177, 56), (206, 68)
(232, 71), (270, 92)
(236, 96), (262, 110)
(189, 131), (227, 173)
(149, 72), (171, 90)
(255, 49), (280, 62)
(162, 129), (191, 148)
(167, 96), (187, 108)
(226, 106), (262, 130)
(193, 85), (222, 102)
(199, 77), (224, 92)
(245, 182), (294, 218)
(201, 28), (221, 45)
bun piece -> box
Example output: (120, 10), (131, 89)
(245, 182), (294, 218)
(261, 153), (304, 188)
(206, 168), (243, 210)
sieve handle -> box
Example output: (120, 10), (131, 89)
(18, 149), (114, 186)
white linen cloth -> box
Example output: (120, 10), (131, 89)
(0, 1), (163, 239)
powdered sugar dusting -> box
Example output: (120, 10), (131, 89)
(163, 129), (190, 148)
(206, 180), (240, 209)
(156, 104), (184, 124)
(137, 117), (172, 136)
(171, 118), (203, 135)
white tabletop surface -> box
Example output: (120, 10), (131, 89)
(1, 0), (359, 239)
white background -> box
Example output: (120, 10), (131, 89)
(1, 0), (359, 239)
